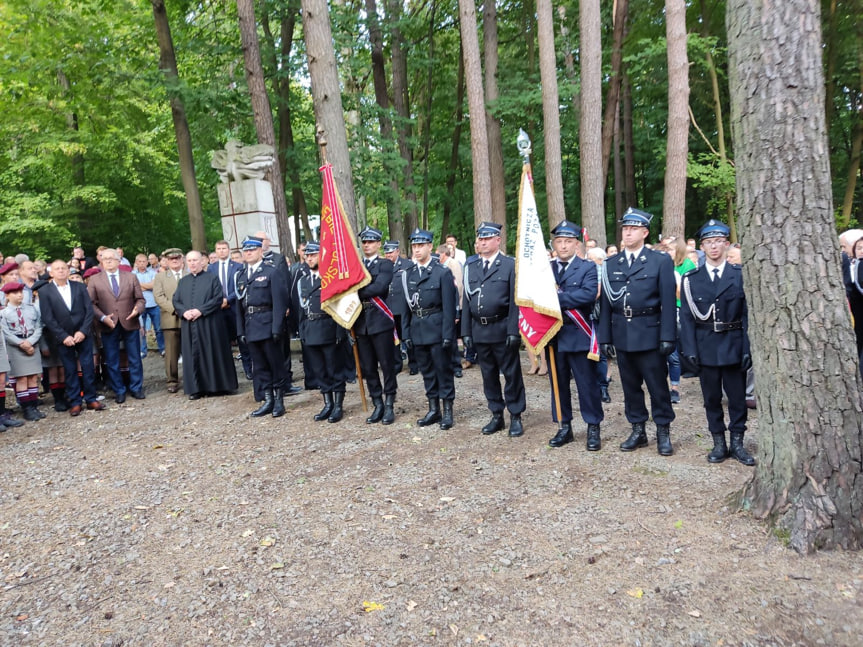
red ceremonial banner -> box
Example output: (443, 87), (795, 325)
(319, 163), (369, 327)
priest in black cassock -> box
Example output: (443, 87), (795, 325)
(172, 250), (238, 400)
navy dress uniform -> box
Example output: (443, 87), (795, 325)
(402, 229), (458, 429)
(679, 220), (755, 465)
(598, 208), (677, 455)
(235, 238), (290, 418)
(544, 221), (605, 450)
(354, 227), (398, 425)
(296, 242), (347, 423)
(385, 240), (414, 375)
(461, 222), (526, 437)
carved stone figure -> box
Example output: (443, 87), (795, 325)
(210, 140), (275, 183)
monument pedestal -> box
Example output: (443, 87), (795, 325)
(217, 179), (280, 252)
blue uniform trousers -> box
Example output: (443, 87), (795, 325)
(616, 349), (675, 426)
(102, 326), (143, 396)
(698, 364), (747, 434)
(547, 349), (603, 425)
(415, 342), (455, 401)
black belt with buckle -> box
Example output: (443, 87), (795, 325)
(696, 320), (743, 332)
(473, 313), (506, 325)
(412, 307), (441, 318)
(306, 312), (328, 321)
(247, 305), (272, 314)
(362, 301), (375, 311)
(620, 305), (659, 318)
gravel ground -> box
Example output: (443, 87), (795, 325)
(1, 350), (862, 646)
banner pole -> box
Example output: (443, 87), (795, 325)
(548, 346), (564, 430)
(350, 329), (368, 412)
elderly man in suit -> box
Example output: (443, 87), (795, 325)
(461, 222), (526, 438)
(153, 248), (186, 393)
(38, 260), (106, 416)
(88, 248), (146, 403)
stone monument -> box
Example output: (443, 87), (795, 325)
(211, 140), (280, 251)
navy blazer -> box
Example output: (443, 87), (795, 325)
(38, 281), (95, 346)
(387, 256), (411, 316)
(461, 254), (519, 344)
(297, 273), (339, 346)
(598, 248), (677, 352)
(551, 256), (599, 353)
(235, 263), (289, 342)
(208, 259), (243, 302)
(355, 256), (395, 336)
(678, 263), (750, 367)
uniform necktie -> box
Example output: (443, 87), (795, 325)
(16, 307), (26, 335)
(558, 261), (568, 281)
(483, 260), (490, 276)
(628, 254), (635, 267)
(174, 271), (180, 281)
(713, 268), (720, 282)
(110, 273), (119, 297)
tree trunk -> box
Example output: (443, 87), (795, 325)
(364, 0), (403, 245)
(260, 1), (312, 246)
(840, 120), (862, 227)
(301, 0), (359, 233)
(557, 5), (580, 128)
(483, 0), (508, 250)
(613, 100), (624, 227)
(151, 0), (205, 251)
(387, 0), (418, 236)
(419, 0), (438, 234)
(236, 0), (295, 262)
(441, 47), (465, 238)
(600, 0), (628, 196)
(728, 0), (863, 553)
(622, 69), (637, 213)
(458, 0), (493, 231)
(579, 0), (604, 239)
(663, 0), (689, 239)
(536, 0), (566, 237)
(56, 68), (90, 241)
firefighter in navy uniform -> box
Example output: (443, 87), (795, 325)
(598, 208), (677, 455)
(296, 242), (347, 423)
(461, 222), (526, 437)
(545, 221), (605, 450)
(384, 240), (413, 375)
(679, 220), (755, 466)
(354, 227), (398, 425)
(402, 229), (458, 430)
(235, 238), (290, 418)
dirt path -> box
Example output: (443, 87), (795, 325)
(1, 353), (861, 645)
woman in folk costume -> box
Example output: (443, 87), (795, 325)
(0, 282), (46, 421)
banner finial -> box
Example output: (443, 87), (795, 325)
(517, 129), (531, 161)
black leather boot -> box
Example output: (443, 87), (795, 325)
(328, 391), (345, 423)
(548, 423), (573, 447)
(271, 388), (286, 418)
(314, 393), (333, 421)
(620, 422), (648, 452)
(656, 425), (674, 456)
(381, 394), (396, 425)
(251, 390), (274, 417)
(417, 398), (441, 426)
(439, 400), (454, 430)
(586, 424), (601, 451)
(481, 413), (505, 435)
(366, 396), (384, 424)
(708, 432), (729, 463)
(600, 385), (611, 403)
(508, 414), (524, 437)
(52, 387), (69, 412)
(729, 432), (756, 466)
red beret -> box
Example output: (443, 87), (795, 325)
(0, 262), (19, 276)
(83, 267), (102, 279)
(0, 281), (25, 294)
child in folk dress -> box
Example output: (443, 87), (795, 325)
(1, 282), (45, 421)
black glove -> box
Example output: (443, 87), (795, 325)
(238, 335), (246, 345)
(462, 336), (474, 352)
(601, 343), (616, 359)
(681, 354), (700, 376)
(658, 341), (675, 356)
(441, 338), (453, 351)
(741, 353), (752, 372)
(272, 333), (282, 343)
(505, 335), (520, 350)
(403, 339), (413, 352)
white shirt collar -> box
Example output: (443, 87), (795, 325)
(706, 259), (727, 278)
(481, 251), (500, 266)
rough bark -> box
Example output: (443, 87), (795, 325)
(557, 5), (580, 128)
(579, 0), (604, 238)
(419, 0), (438, 232)
(237, 0), (295, 261)
(387, 0), (418, 236)
(56, 68), (90, 240)
(441, 47), (465, 237)
(840, 119), (862, 227)
(728, 0), (863, 552)
(536, 0), (566, 237)
(663, 0), (689, 239)
(458, 0), (493, 231)
(600, 0), (628, 196)
(260, 1), (312, 246)
(483, 0), (508, 250)
(301, 0), (359, 233)
(151, 0), (205, 251)
(622, 69), (637, 213)
(364, 0), (403, 245)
